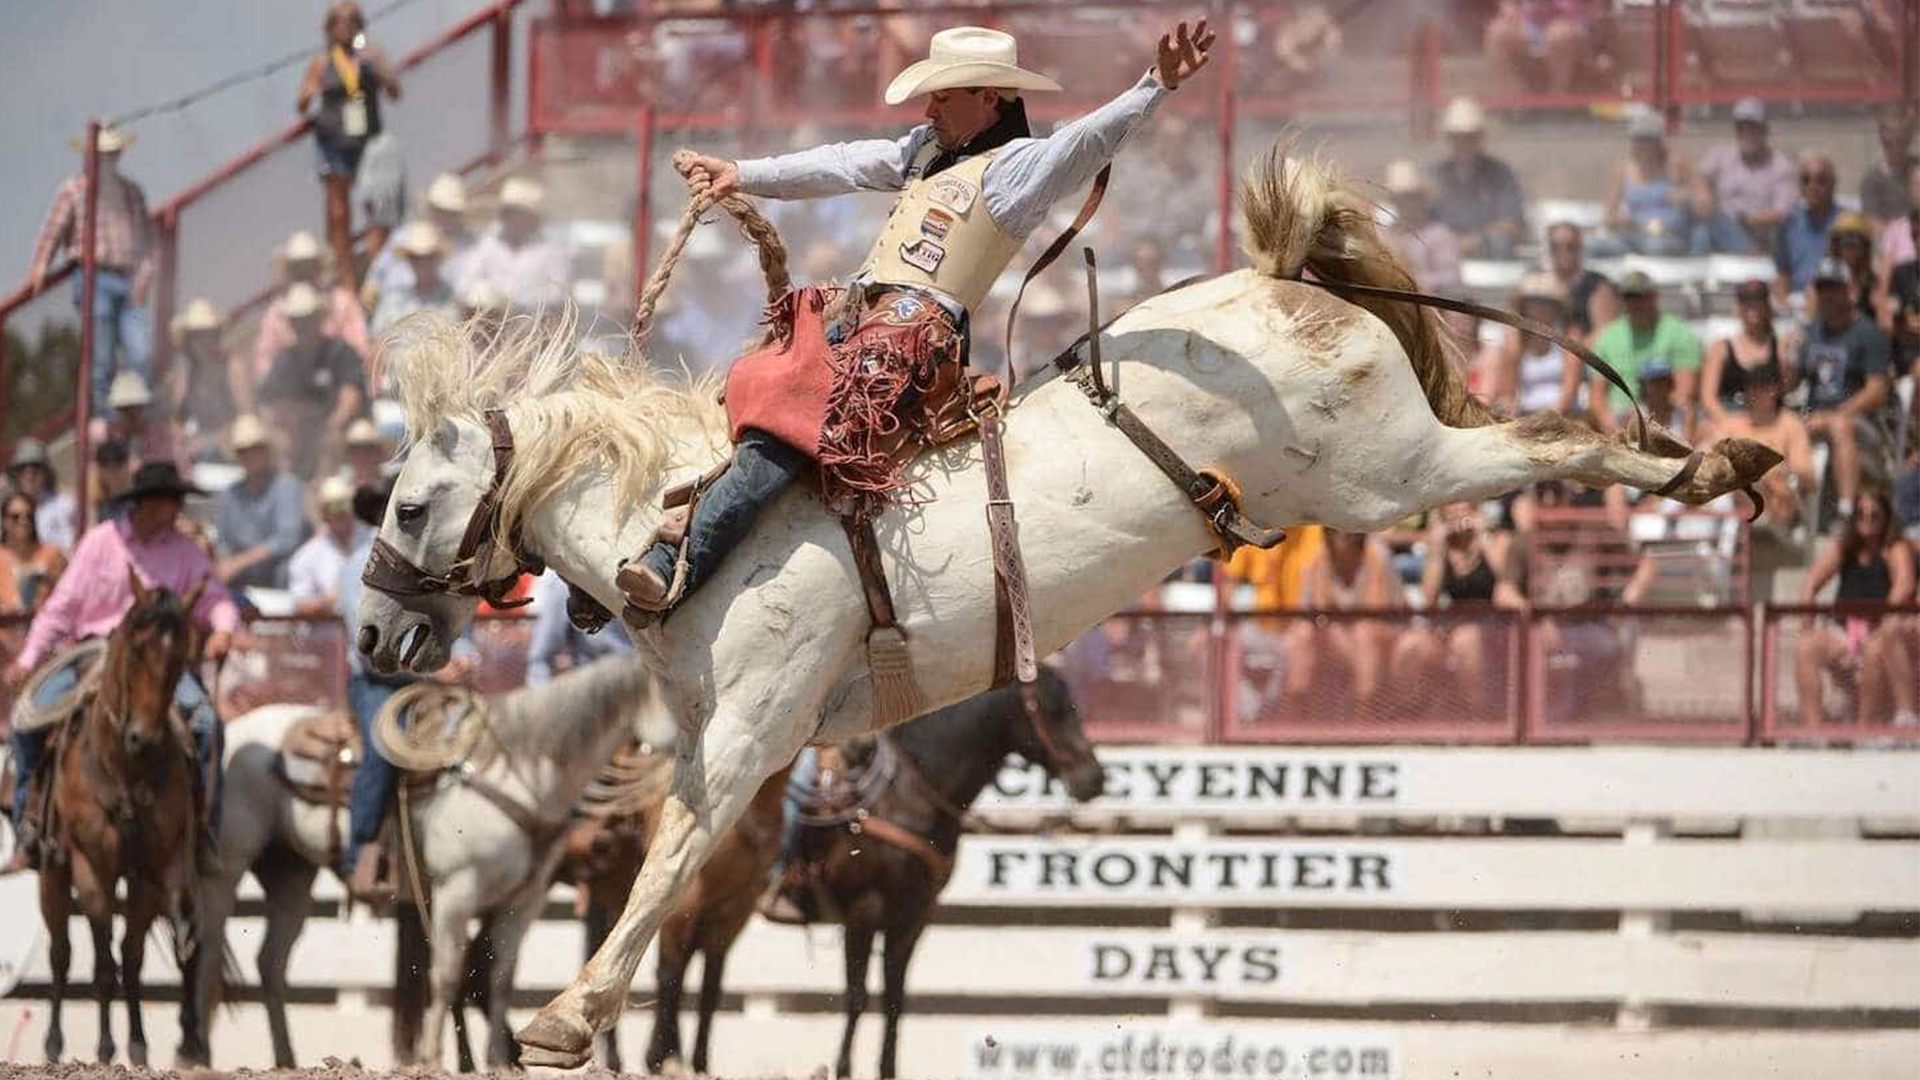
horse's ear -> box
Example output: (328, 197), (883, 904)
(127, 565), (150, 605)
(182, 574), (208, 614)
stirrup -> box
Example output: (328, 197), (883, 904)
(347, 845), (397, 907)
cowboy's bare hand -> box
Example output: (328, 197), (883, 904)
(3, 664), (27, 693)
(1155, 19), (1215, 90)
(204, 630), (233, 663)
(671, 149), (739, 200)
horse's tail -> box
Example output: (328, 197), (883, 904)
(1238, 144), (1498, 431)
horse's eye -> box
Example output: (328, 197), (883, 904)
(395, 502), (427, 525)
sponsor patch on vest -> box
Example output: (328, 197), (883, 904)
(899, 239), (946, 274)
(926, 175), (977, 214)
(920, 208), (954, 240)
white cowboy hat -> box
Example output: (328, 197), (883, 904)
(70, 127), (134, 154)
(282, 281), (324, 319)
(344, 417), (385, 447)
(229, 414), (273, 452)
(316, 474), (356, 507)
(426, 172), (468, 213)
(499, 177), (545, 213)
(106, 370), (153, 409)
(1383, 159), (1426, 197)
(1439, 96), (1486, 135)
(170, 297), (223, 339)
(883, 27), (1062, 107)
(396, 220), (444, 257)
(283, 231), (326, 263)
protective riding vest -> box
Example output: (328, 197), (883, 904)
(857, 148), (1026, 315)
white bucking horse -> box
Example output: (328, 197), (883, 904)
(192, 656), (651, 1068)
(354, 147), (1779, 1067)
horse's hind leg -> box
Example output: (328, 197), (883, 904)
(38, 865), (72, 1062)
(255, 853), (319, 1068)
(691, 938), (734, 1075)
(644, 914), (692, 1072)
(87, 912), (117, 1063)
(878, 921), (928, 1080)
(836, 924), (876, 1079)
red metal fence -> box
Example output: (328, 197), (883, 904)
(7, 604), (1917, 746)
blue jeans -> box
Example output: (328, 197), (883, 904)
(1702, 210), (1762, 255)
(10, 660), (223, 831)
(71, 268), (153, 413)
(775, 746), (819, 874)
(342, 674), (401, 874)
(638, 429), (810, 608)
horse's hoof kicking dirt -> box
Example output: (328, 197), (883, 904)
(516, 1011), (592, 1069)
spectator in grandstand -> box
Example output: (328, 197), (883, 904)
(1543, 221), (1617, 344)
(1224, 524), (1325, 611)
(214, 415), (309, 594)
(1279, 528), (1399, 715)
(342, 417), (390, 488)
(1429, 97), (1526, 260)
(1482, 0), (1597, 94)
(1491, 272), (1581, 417)
(259, 282), (370, 478)
(1695, 97), (1798, 255)
(1701, 279), (1796, 433)
(336, 474), (475, 901)
(460, 177), (570, 314)
(1791, 258), (1894, 522)
(1393, 500), (1524, 714)
(1875, 163), (1919, 274)
(1589, 271), (1701, 434)
(1127, 235), (1169, 309)
(353, 132), (406, 279)
(1827, 212), (1884, 323)
(1637, 359), (1694, 443)
(298, 0), (402, 285)
(26, 127), (155, 413)
(1860, 107), (1916, 230)
(250, 231), (372, 381)
(370, 221), (460, 337)
(103, 370), (183, 472)
(1701, 354), (1814, 535)
(287, 475), (365, 615)
(1382, 159), (1462, 295)
(1897, 450), (1920, 540)
(1604, 110), (1705, 257)
(366, 172), (478, 312)
(1774, 154), (1841, 301)
(3, 439), (76, 553)
(86, 439), (131, 525)
(1886, 204), (1920, 369)
(1793, 490), (1916, 727)
(525, 569), (632, 686)
(168, 298), (246, 461)
(0, 492), (68, 616)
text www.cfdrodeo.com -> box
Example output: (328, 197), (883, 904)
(972, 1031), (1395, 1080)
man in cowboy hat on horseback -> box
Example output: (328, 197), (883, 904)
(4, 462), (238, 871)
(616, 19), (1215, 622)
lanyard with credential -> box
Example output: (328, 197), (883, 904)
(330, 45), (362, 99)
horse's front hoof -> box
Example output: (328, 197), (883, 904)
(517, 1009), (593, 1070)
(128, 1041), (148, 1069)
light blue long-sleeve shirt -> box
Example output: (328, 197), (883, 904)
(337, 535), (478, 680)
(734, 71), (1170, 240)
(525, 570), (631, 685)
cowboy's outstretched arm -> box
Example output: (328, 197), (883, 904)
(674, 130), (923, 202)
(983, 19), (1215, 239)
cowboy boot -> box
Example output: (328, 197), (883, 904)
(348, 844), (397, 907)
(755, 862), (815, 926)
(616, 505), (693, 629)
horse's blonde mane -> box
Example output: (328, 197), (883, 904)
(387, 310), (729, 545)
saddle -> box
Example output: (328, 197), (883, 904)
(273, 710), (436, 904)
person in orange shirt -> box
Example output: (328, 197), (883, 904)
(1223, 524), (1324, 610)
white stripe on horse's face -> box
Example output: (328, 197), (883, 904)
(356, 416), (489, 674)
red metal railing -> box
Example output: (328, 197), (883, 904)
(0, 0), (532, 474)
(7, 603), (1917, 745)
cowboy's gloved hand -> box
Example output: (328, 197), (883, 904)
(672, 149), (739, 201)
(1155, 19), (1216, 90)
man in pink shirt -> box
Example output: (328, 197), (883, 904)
(5, 462), (239, 870)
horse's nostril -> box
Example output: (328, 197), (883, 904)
(357, 625), (379, 657)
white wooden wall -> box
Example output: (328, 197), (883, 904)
(3, 746), (1917, 1079)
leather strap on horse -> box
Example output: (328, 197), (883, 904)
(460, 764), (569, 851)
(1001, 165), (1111, 386)
(840, 517), (925, 725)
(852, 814), (952, 885)
(1301, 276), (1764, 520)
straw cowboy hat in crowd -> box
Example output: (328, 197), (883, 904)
(316, 474), (357, 510)
(499, 177), (545, 214)
(283, 231), (327, 264)
(170, 297), (223, 344)
(282, 281), (324, 320)
(395, 221), (444, 258)
(70, 127), (134, 154)
(1383, 159), (1427, 198)
(1439, 96), (1486, 136)
(883, 26), (1063, 106)
(228, 414), (274, 455)
(344, 417), (386, 448)
(426, 172), (468, 214)
(106, 370), (154, 410)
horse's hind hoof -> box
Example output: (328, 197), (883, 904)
(517, 1010), (593, 1070)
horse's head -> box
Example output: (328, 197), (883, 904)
(106, 567), (203, 756)
(1006, 668), (1105, 803)
(355, 415), (498, 674)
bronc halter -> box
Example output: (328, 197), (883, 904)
(360, 408), (616, 631)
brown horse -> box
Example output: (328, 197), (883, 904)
(36, 569), (208, 1065)
(794, 668), (1104, 1079)
(562, 750), (794, 1073)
